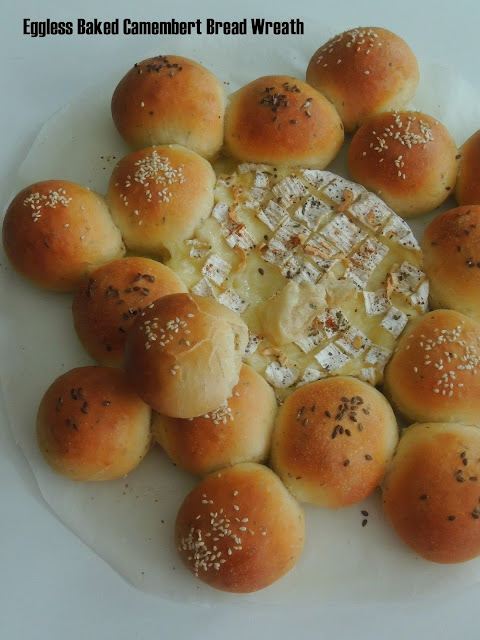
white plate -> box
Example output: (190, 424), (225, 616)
(1, 30), (480, 606)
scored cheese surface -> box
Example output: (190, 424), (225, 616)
(167, 164), (428, 399)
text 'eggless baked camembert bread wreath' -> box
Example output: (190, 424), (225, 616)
(167, 165), (429, 400)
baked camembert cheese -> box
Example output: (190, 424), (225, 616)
(167, 164), (429, 399)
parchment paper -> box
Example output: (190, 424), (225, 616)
(1, 29), (480, 606)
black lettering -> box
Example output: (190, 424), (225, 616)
(250, 18), (304, 35)
(251, 18), (266, 34)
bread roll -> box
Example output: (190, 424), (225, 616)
(106, 145), (215, 258)
(422, 205), (480, 321)
(348, 111), (459, 217)
(383, 310), (480, 426)
(124, 293), (248, 418)
(306, 27), (419, 132)
(72, 257), (187, 367)
(3, 180), (125, 291)
(270, 376), (398, 507)
(455, 129), (480, 206)
(36, 366), (151, 481)
(382, 422), (480, 563)
(224, 75), (344, 168)
(152, 364), (277, 475)
(175, 462), (305, 592)
(111, 55), (226, 160)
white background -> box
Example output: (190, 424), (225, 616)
(1, 1), (479, 638)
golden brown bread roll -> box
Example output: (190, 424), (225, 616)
(152, 364), (277, 475)
(106, 145), (215, 258)
(422, 205), (480, 321)
(175, 462), (305, 592)
(72, 257), (187, 367)
(124, 293), (248, 418)
(224, 75), (344, 168)
(270, 376), (398, 507)
(455, 129), (480, 206)
(383, 310), (480, 426)
(36, 366), (151, 481)
(382, 422), (480, 564)
(348, 111), (459, 217)
(3, 180), (125, 291)
(306, 27), (419, 132)
(111, 55), (226, 160)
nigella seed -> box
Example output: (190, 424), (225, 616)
(469, 477), (478, 482)
(325, 411), (331, 418)
(365, 454), (373, 461)
(472, 512), (480, 519)
(343, 460), (350, 467)
(345, 429), (351, 437)
(362, 519), (368, 527)
(358, 423), (363, 431)
(361, 510), (368, 517)
(102, 401), (111, 406)
(420, 494), (428, 500)
(463, 458), (468, 466)
(448, 515), (457, 521)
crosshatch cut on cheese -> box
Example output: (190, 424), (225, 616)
(167, 164), (428, 399)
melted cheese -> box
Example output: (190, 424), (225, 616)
(167, 164), (428, 398)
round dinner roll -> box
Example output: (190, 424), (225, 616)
(383, 310), (480, 427)
(152, 364), (277, 475)
(124, 293), (248, 419)
(106, 145), (215, 258)
(224, 75), (344, 168)
(175, 462), (305, 592)
(270, 377), (398, 508)
(111, 55), (226, 160)
(422, 205), (480, 321)
(72, 257), (187, 367)
(2, 180), (125, 291)
(306, 27), (419, 132)
(348, 111), (459, 217)
(382, 422), (480, 563)
(455, 129), (480, 206)
(36, 366), (151, 481)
